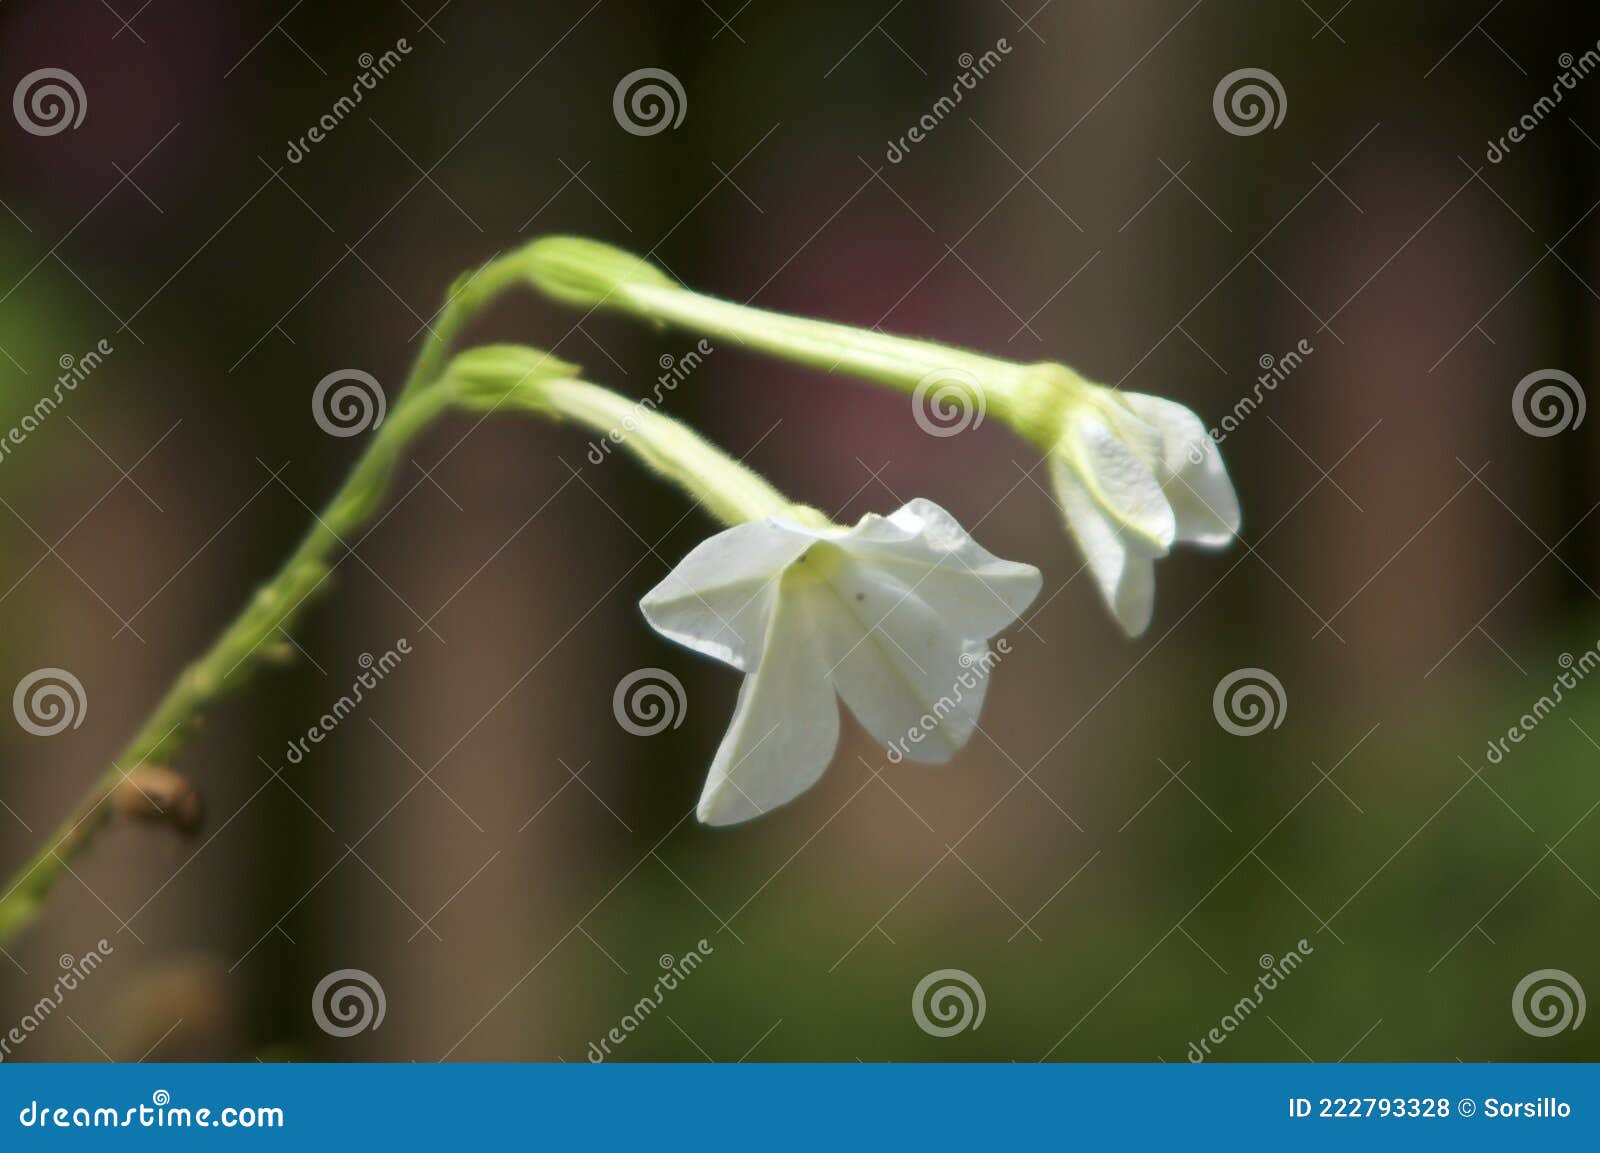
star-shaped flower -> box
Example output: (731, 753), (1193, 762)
(1048, 387), (1240, 637)
(641, 499), (1041, 826)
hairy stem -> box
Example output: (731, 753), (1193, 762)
(0, 326), (807, 945)
(397, 255), (526, 403)
(0, 248), (525, 944)
(0, 384), (456, 944)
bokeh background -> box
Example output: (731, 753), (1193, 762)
(2, 0), (1598, 1061)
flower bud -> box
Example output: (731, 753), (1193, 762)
(517, 235), (673, 309)
(444, 344), (583, 411)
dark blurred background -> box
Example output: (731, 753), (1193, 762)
(2, 0), (1598, 1061)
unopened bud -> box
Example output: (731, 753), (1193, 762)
(518, 235), (673, 310)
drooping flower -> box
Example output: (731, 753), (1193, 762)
(1046, 383), (1240, 637)
(641, 499), (1041, 826)
(514, 235), (1241, 639)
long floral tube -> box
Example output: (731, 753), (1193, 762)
(516, 235), (1242, 637)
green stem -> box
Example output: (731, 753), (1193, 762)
(0, 249), (539, 944)
(621, 282), (1014, 391)
(0, 337), (806, 946)
(0, 384), (456, 944)
(397, 255), (527, 402)
(542, 377), (799, 526)
(515, 236), (1087, 451)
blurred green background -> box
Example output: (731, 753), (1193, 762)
(1, 0), (1598, 1061)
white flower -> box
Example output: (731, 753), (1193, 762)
(1049, 390), (1240, 637)
(641, 499), (1041, 826)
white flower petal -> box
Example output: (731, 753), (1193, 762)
(1061, 411), (1176, 554)
(1120, 392), (1241, 546)
(815, 555), (988, 762)
(841, 499), (1042, 638)
(697, 585), (839, 826)
(648, 499), (1041, 824)
(640, 519), (815, 671)
(1050, 452), (1161, 637)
